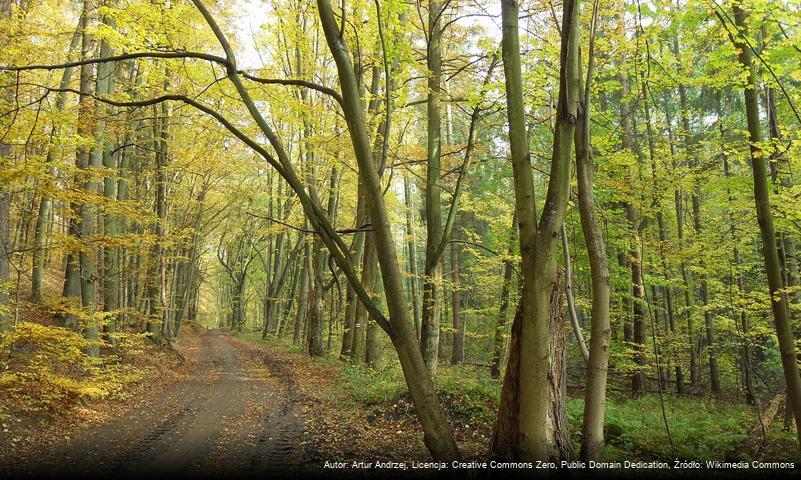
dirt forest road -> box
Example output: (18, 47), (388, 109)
(8, 328), (309, 479)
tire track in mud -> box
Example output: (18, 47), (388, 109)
(245, 348), (304, 474)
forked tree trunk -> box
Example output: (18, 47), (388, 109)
(497, 0), (580, 461)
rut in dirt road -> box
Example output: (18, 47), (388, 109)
(9, 329), (307, 479)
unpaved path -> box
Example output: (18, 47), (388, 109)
(8, 328), (306, 478)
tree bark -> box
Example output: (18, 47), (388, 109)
(97, 10), (119, 346)
(77, 0), (100, 355)
(420, 0), (444, 376)
(450, 230), (463, 365)
(575, 34), (611, 461)
(316, 0), (460, 459)
(32, 23), (83, 302)
(491, 213), (516, 380)
(496, 0), (580, 461)
(404, 172), (421, 339)
(616, 0), (645, 395)
(730, 2), (801, 449)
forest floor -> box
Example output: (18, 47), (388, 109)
(1, 324), (488, 479)
(1, 326), (310, 478)
(3, 324), (801, 479)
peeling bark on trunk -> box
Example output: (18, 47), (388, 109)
(491, 275), (574, 461)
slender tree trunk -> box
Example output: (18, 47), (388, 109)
(366, 274), (383, 367)
(420, 0), (444, 376)
(97, 13), (119, 346)
(677, 51), (720, 393)
(62, 3), (97, 332)
(626, 205), (646, 396)
(77, 0), (100, 355)
(616, 0), (645, 395)
(293, 240), (311, 346)
(668, 38), (697, 389)
(562, 223), (589, 363)
(308, 239), (325, 357)
(32, 24), (82, 302)
(352, 234), (377, 364)
(404, 172), (421, 339)
(730, 2), (801, 448)
(0, 0), (13, 334)
(340, 201), (365, 356)
(317, 0), (459, 459)
(575, 38), (611, 460)
(156, 98), (171, 338)
(450, 231), (463, 365)
(0, 157), (8, 333)
(491, 213), (516, 380)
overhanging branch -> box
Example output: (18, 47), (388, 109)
(1, 51), (344, 107)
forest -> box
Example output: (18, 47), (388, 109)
(1, 0), (801, 475)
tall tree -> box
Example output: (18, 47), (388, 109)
(495, 0), (580, 461)
(420, 0), (445, 376)
(728, 1), (801, 447)
(575, 2), (611, 459)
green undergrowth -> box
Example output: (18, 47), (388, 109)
(236, 332), (775, 460)
(238, 330), (303, 352)
(339, 362), (499, 423)
(567, 394), (757, 460)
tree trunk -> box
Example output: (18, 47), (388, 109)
(420, 0), (444, 377)
(616, 0), (645, 395)
(641, 65), (684, 395)
(496, 0), (580, 461)
(366, 275), (383, 367)
(317, 0), (460, 459)
(0, 0), (12, 334)
(62, 3), (96, 332)
(404, 172), (421, 339)
(293, 242), (310, 345)
(96, 12), (119, 346)
(352, 234), (378, 364)
(677, 51), (720, 393)
(0, 155), (8, 334)
(575, 39), (611, 461)
(491, 213), (516, 380)
(32, 23), (83, 302)
(491, 276), (575, 461)
(669, 37), (697, 389)
(562, 223), (589, 363)
(308, 239), (325, 357)
(77, 0), (99, 355)
(730, 2), (801, 449)
(450, 230), (463, 365)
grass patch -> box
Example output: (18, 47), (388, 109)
(339, 361), (499, 423)
(567, 394), (757, 460)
